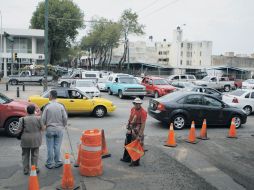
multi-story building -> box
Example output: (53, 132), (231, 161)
(0, 28), (44, 77)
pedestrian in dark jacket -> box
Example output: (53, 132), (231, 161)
(19, 104), (43, 175)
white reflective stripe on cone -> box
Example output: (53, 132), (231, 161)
(81, 145), (101, 152)
(65, 159), (71, 164)
(30, 170), (37, 176)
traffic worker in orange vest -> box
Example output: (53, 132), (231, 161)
(120, 97), (147, 167)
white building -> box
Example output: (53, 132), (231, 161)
(0, 28), (44, 77)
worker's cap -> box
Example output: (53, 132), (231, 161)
(133, 97), (142, 104)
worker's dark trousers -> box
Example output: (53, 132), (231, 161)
(122, 133), (132, 162)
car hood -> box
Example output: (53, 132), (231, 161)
(154, 85), (175, 90)
(194, 80), (207, 85)
(92, 97), (113, 104)
(8, 99), (30, 107)
(120, 84), (145, 88)
(76, 87), (99, 92)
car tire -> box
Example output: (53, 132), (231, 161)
(108, 88), (112, 95)
(224, 85), (230, 92)
(139, 96), (144, 100)
(10, 79), (18, 85)
(243, 106), (252, 116)
(118, 90), (124, 99)
(4, 117), (21, 137)
(61, 82), (68, 87)
(172, 114), (186, 130)
(230, 115), (242, 129)
(154, 91), (159, 98)
(93, 106), (107, 118)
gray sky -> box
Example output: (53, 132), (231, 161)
(1, 0), (253, 55)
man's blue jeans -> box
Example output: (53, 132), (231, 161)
(45, 130), (63, 168)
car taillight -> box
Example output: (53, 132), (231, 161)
(232, 97), (239, 103)
(157, 103), (165, 111)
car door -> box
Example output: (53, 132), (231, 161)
(67, 89), (93, 112)
(183, 94), (204, 125)
(54, 89), (71, 111)
(202, 95), (230, 126)
(111, 77), (119, 94)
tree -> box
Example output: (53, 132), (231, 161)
(118, 9), (145, 70)
(80, 18), (121, 70)
(30, 0), (84, 64)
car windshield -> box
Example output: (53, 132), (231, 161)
(245, 79), (254, 84)
(0, 93), (12, 104)
(76, 81), (95, 87)
(229, 90), (247, 96)
(153, 79), (168, 85)
(202, 76), (212, 81)
(119, 77), (138, 84)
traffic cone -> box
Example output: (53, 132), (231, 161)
(197, 119), (209, 140)
(101, 129), (111, 158)
(56, 153), (80, 190)
(185, 121), (199, 144)
(28, 165), (40, 190)
(227, 118), (237, 138)
(164, 123), (177, 147)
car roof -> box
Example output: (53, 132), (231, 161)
(145, 76), (165, 80)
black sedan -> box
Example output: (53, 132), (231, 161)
(148, 91), (247, 129)
(190, 87), (223, 100)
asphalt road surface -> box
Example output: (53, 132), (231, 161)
(0, 84), (254, 190)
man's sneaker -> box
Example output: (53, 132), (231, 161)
(45, 164), (54, 169)
(55, 163), (63, 168)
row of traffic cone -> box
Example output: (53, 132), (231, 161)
(164, 118), (237, 147)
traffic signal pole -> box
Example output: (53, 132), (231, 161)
(44, 0), (49, 92)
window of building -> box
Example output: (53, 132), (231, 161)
(180, 60), (183, 65)
(187, 43), (191, 49)
(181, 43), (183, 48)
(199, 60), (202, 65)
(200, 43), (202, 47)
(181, 51), (183, 56)
(200, 51), (202, 56)
(36, 39), (44, 54)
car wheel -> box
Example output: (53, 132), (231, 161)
(93, 106), (107, 118)
(10, 80), (18, 85)
(231, 115), (242, 129)
(172, 114), (186, 130)
(224, 85), (230, 92)
(243, 106), (252, 116)
(108, 88), (112, 95)
(61, 82), (68, 87)
(139, 96), (144, 100)
(154, 91), (159, 98)
(118, 90), (124, 99)
(4, 117), (21, 137)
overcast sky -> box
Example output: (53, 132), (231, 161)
(1, 0), (253, 55)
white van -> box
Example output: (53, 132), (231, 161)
(82, 71), (100, 79)
(167, 75), (196, 83)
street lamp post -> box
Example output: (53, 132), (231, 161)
(44, 0), (49, 92)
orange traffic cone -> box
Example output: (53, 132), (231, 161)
(28, 165), (40, 190)
(227, 118), (237, 138)
(197, 119), (209, 140)
(56, 153), (80, 190)
(101, 129), (111, 158)
(164, 123), (177, 147)
(185, 121), (199, 144)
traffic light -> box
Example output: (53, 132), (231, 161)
(13, 53), (17, 61)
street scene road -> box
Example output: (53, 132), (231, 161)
(0, 84), (254, 190)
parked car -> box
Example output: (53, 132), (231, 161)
(167, 75), (196, 83)
(242, 79), (254, 89)
(58, 70), (83, 87)
(28, 87), (116, 118)
(193, 76), (234, 92)
(148, 91), (247, 129)
(171, 81), (196, 91)
(106, 75), (146, 99)
(234, 79), (242, 89)
(71, 79), (100, 97)
(97, 78), (107, 91)
(223, 89), (254, 116)
(191, 87), (223, 100)
(0, 93), (41, 137)
(8, 70), (52, 85)
(141, 76), (176, 98)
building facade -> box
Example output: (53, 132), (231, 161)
(0, 28), (44, 77)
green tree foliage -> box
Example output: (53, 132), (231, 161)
(80, 18), (121, 70)
(118, 9), (145, 70)
(30, 0), (84, 64)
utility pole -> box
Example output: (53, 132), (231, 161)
(44, 0), (49, 92)
(127, 39), (130, 74)
(4, 32), (14, 75)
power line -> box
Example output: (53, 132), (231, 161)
(141, 0), (181, 19)
(48, 16), (116, 23)
(137, 0), (162, 13)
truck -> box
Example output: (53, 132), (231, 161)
(106, 74), (146, 99)
(193, 76), (235, 92)
(8, 70), (53, 85)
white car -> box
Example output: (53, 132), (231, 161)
(222, 89), (254, 115)
(72, 79), (100, 97)
(242, 79), (254, 89)
(97, 78), (107, 91)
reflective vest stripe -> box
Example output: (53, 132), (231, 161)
(81, 145), (101, 152)
(126, 147), (144, 155)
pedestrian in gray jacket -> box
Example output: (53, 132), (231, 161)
(42, 90), (68, 169)
(19, 104), (43, 175)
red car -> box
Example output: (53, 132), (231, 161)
(141, 76), (176, 98)
(0, 93), (41, 137)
